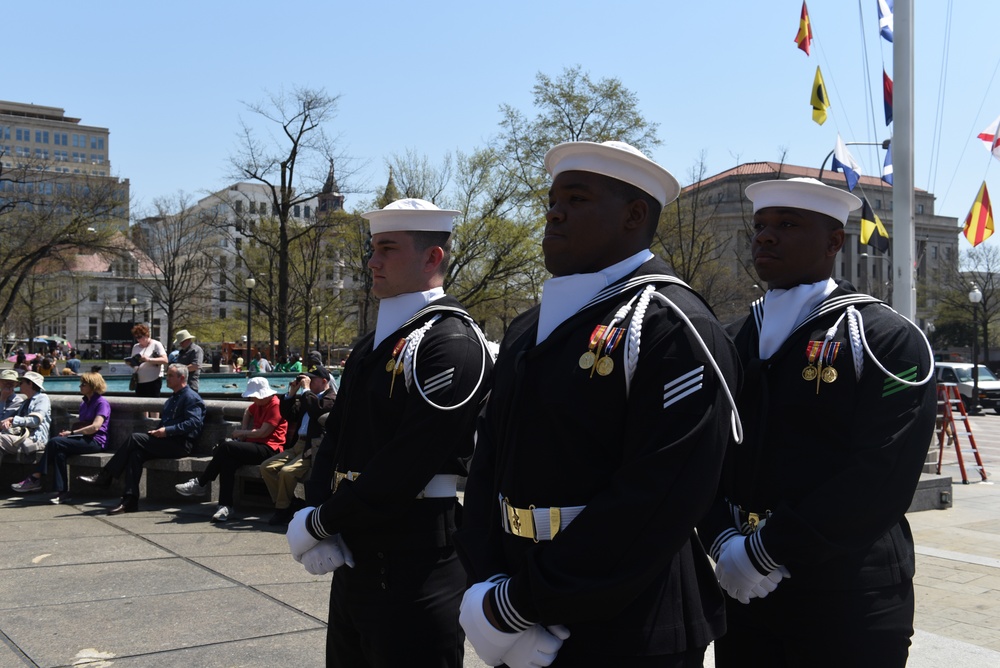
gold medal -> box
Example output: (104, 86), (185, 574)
(802, 365), (818, 381)
(579, 351), (596, 369)
(385, 360), (396, 373)
(596, 356), (614, 376)
(822, 366), (838, 383)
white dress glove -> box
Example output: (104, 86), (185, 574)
(286, 507), (320, 562)
(501, 624), (571, 668)
(300, 534), (355, 575)
(459, 581), (523, 666)
(715, 536), (770, 604)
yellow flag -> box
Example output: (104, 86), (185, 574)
(811, 66), (829, 125)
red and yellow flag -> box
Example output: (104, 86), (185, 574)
(964, 181), (995, 247)
(795, 1), (813, 55)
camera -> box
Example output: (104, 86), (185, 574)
(125, 354), (143, 367)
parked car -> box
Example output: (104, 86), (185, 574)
(935, 362), (1000, 413)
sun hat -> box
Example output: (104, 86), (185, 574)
(242, 376), (277, 399)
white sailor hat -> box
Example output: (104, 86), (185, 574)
(362, 198), (460, 235)
(543, 140), (681, 207)
(745, 177), (862, 225)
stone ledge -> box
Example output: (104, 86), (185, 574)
(908, 473), (954, 512)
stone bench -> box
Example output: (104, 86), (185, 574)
(2, 394), (274, 507)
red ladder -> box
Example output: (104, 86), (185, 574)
(936, 384), (989, 484)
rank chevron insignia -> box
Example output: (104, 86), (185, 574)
(663, 366), (704, 409)
(882, 366), (917, 397)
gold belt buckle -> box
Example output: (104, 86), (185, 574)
(333, 470), (359, 492)
(504, 498), (537, 542)
(747, 512), (759, 531)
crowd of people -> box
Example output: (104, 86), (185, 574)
(2, 139), (939, 668)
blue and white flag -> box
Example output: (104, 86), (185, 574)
(832, 134), (862, 192)
(882, 143), (893, 185)
(878, 0), (894, 43)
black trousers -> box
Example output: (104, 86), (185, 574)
(198, 440), (274, 506)
(39, 435), (102, 492)
(326, 544), (465, 668)
(104, 432), (192, 499)
(715, 580), (914, 668)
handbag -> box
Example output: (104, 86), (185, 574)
(129, 373), (138, 391)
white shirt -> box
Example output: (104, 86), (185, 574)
(758, 278), (837, 359)
(536, 250), (654, 345)
(373, 287), (445, 349)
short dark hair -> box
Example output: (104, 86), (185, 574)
(606, 179), (663, 241)
(409, 230), (452, 275)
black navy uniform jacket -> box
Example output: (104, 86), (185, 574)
(306, 295), (492, 552)
(455, 258), (739, 656)
(699, 281), (936, 590)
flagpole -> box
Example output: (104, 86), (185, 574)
(893, 0), (916, 323)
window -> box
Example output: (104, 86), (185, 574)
(219, 308), (226, 319)
(917, 204), (925, 214)
(88, 317), (98, 339)
(293, 205), (301, 218)
(15, 128), (29, 141)
(875, 199), (882, 210)
(219, 289), (227, 303)
(931, 245), (938, 259)
(88, 286), (98, 302)
(117, 286), (126, 302)
(35, 131), (49, 144)
(304, 205), (311, 219)
(234, 200), (243, 214)
(249, 201), (256, 214)
(54, 133), (67, 145)
(0, 127), (9, 140)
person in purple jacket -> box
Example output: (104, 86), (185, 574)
(11, 371), (112, 504)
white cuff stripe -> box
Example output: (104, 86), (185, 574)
(495, 579), (532, 632)
(710, 528), (740, 562)
(308, 510), (332, 540)
(748, 531), (780, 572)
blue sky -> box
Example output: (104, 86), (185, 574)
(7, 1), (1000, 243)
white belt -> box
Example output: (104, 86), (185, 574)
(417, 474), (459, 499)
(334, 471), (458, 499)
(500, 494), (585, 542)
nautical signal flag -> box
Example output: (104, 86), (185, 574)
(878, 0), (894, 43)
(811, 66), (830, 125)
(795, 1), (813, 55)
(882, 143), (894, 185)
(861, 197), (890, 252)
(977, 115), (1000, 161)
(964, 181), (994, 247)
(832, 134), (861, 191)
(883, 70), (893, 126)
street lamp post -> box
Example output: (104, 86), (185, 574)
(245, 277), (256, 362)
(130, 297), (138, 324)
(969, 284), (983, 413)
(314, 306), (322, 349)
(324, 315), (330, 361)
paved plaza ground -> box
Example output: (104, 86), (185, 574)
(1, 412), (999, 667)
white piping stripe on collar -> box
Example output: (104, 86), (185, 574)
(582, 274), (690, 314)
(753, 293), (881, 336)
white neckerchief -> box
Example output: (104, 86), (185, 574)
(373, 287), (445, 349)
(758, 278), (837, 359)
(537, 250), (654, 345)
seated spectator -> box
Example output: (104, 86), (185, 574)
(261, 367), (336, 526)
(0, 371), (51, 468)
(39, 356), (55, 377)
(77, 364), (205, 514)
(65, 349), (81, 375)
(175, 376), (287, 522)
(11, 372), (111, 504)
(0, 369), (24, 420)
